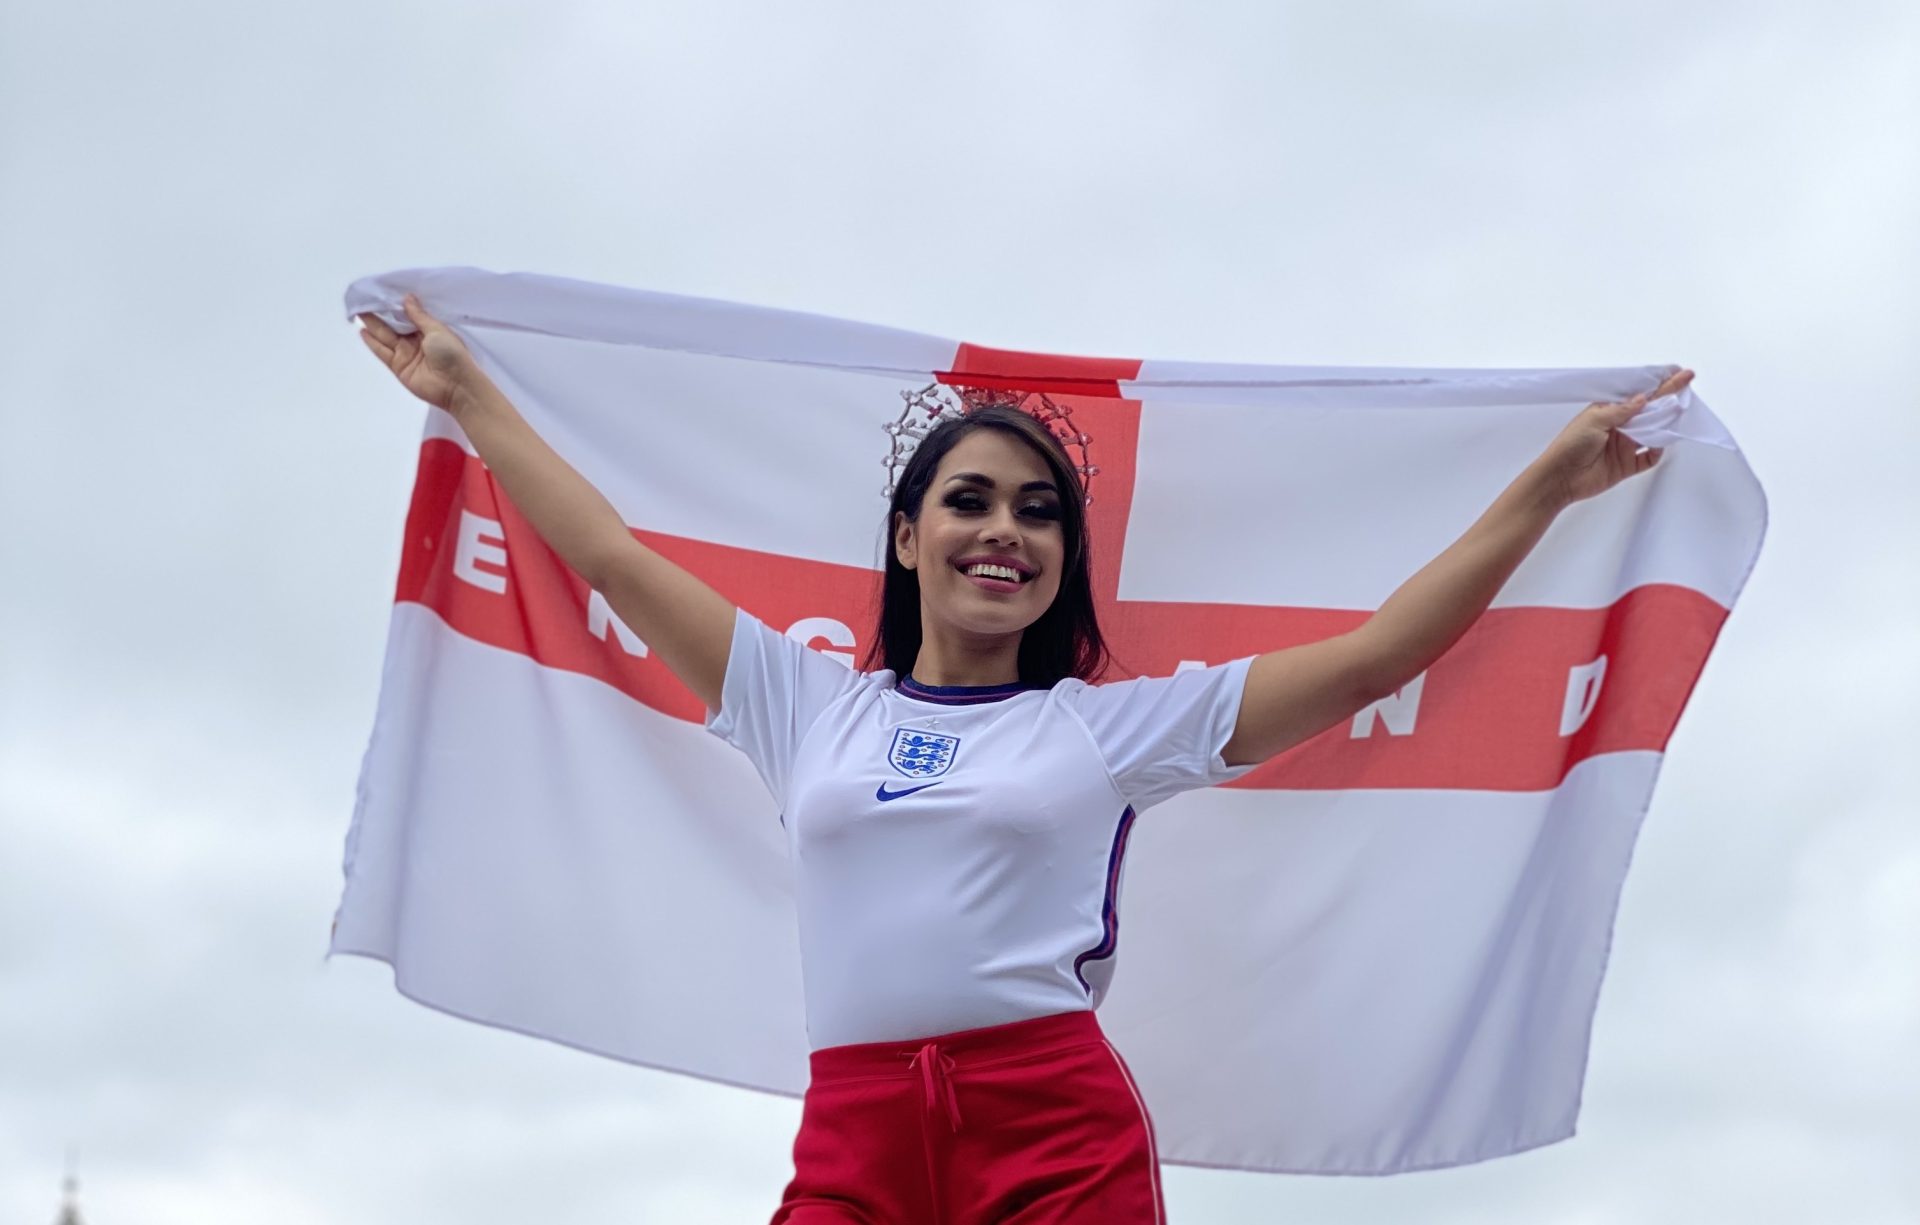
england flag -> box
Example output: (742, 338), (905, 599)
(333, 266), (1765, 1175)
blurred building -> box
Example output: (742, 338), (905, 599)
(52, 1170), (84, 1225)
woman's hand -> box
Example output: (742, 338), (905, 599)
(355, 294), (481, 414)
(1538, 366), (1696, 506)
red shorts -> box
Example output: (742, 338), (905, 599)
(770, 1009), (1165, 1225)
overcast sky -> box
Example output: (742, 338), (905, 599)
(2, 1), (1916, 1221)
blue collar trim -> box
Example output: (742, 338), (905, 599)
(896, 675), (1038, 705)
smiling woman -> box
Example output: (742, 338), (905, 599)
(865, 403), (1113, 690)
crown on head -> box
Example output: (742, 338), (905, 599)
(882, 383), (1100, 506)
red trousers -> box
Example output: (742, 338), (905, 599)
(770, 1009), (1166, 1225)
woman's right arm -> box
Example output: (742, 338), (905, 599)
(358, 295), (735, 712)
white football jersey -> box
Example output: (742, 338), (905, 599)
(706, 608), (1256, 1049)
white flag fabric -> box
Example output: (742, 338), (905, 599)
(333, 266), (1765, 1175)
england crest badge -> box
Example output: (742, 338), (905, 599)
(889, 728), (959, 778)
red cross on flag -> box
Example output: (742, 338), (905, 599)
(334, 267), (1764, 1175)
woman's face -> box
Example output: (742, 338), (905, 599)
(894, 428), (1068, 641)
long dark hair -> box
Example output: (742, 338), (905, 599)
(860, 404), (1112, 687)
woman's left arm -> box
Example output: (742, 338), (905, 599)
(1219, 368), (1695, 767)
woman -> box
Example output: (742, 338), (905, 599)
(357, 293), (1692, 1224)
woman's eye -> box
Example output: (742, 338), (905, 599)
(942, 493), (1060, 522)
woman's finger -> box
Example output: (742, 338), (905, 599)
(359, 328), (395, 365)
(358, 312), (399, 346)
(1654, 368), (1694, 398)
(401, 293), (443, 333)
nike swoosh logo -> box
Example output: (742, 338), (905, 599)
(876, 781), (942, 801)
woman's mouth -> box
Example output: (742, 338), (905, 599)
(955, 561), (1031, 594)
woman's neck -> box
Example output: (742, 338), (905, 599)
(907, 622), (1021, 687)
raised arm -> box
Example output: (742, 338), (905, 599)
(1218, 368), (1695, 767)
(357, 294), (735, 711)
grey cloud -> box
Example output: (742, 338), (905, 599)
(2, 0), (1915, 1221)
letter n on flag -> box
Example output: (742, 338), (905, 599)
(334, 267), (1766, 1175)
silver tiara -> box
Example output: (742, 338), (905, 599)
(882, 383), (1100, 506)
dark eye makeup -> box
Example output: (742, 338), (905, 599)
(943, 490), (1061, 521)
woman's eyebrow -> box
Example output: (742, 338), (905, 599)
(945, 472), (1060, 494)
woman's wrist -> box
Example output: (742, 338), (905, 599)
(1511, 456), (1574, 519)
(446, 365), (507, 423)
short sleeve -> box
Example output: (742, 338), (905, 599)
(704, 607), (869, 807)
(1060, 655), (1257, 813)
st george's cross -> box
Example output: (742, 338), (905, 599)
(333, 267), (1764, 1175)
